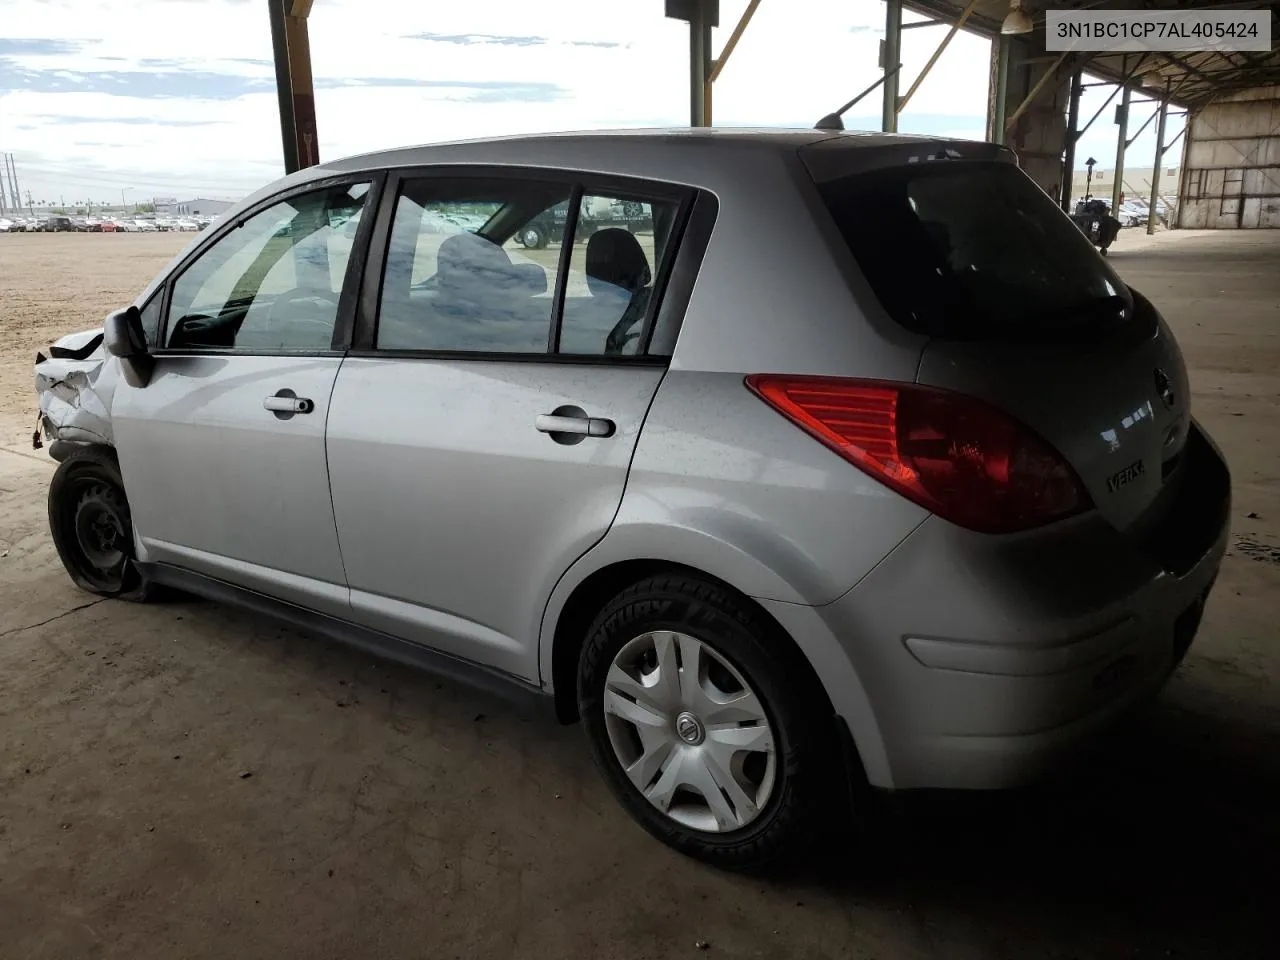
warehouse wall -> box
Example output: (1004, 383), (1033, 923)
(1178, 85), (1280, 229)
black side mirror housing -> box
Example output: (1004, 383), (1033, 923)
(104, 305), (155, 387)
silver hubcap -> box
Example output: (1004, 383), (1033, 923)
(602, 631), (776, 833)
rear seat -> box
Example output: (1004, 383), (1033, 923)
(379, 232), (550, 351)
(377, 228), (654, 355)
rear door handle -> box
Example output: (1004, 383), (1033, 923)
(264, 389), (314, 416)
(536, 412), (615, 439)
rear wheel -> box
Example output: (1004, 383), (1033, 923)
(578, 574), (832, 868)
(48, 447), (156, 601)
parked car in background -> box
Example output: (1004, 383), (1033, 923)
(1117, 201), (1147, 227)
(34, 130), (1230, 869)
(0, 218), (13, 232)
(133, 219), (158, 233)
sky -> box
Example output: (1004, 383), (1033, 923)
(1, 0), (1184, 207)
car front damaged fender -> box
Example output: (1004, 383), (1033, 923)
(34, 327), (118, 456)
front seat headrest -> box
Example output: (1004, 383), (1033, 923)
(436, 232), (513, 294)
(586, 228), (651, 298)
(508, 262), (548, 296)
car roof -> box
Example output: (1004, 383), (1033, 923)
(302, 127), (980, 183)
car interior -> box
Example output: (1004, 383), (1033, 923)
(167, 186), (367, 352)
(379, 189), (670, 356)
(165, 177), (675, 358)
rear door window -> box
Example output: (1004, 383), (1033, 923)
(816, 161), (1133, 342)
(376, 178), (571, 353)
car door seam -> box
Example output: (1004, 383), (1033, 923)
(534, 363), (672, 689)
(323, 353), (354, 603)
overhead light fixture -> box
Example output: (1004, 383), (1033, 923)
(1143, 71), (1165, 88)
(1001, 0), (1034, 35)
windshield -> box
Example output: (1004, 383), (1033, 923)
(816, 161), (1133, 342)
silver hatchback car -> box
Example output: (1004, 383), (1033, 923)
(35, 130), (1230, 868)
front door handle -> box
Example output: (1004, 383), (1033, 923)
(264, 388), (314, 418)
(535, 407), (616, 444)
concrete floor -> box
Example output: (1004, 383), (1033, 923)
(1, 229), (1277, 959)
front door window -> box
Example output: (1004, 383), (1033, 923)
(165, 181), (370, 352)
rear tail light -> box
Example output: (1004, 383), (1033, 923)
(745, 375), (1092, 534)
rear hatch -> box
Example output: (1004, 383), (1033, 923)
(801, 141), (1190, 533)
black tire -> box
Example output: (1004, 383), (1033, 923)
(577, 573), (833, 869)
(48, 446), (156, 601)
(519, 223), (548, 250)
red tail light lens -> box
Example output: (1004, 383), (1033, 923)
(745, 375), (1092, 534)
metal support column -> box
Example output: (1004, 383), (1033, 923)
(1111, 77), (1131, 212)
(1004, 50), (1070, 136)
(267, 0), (318, 174)
(285, 2), (319, 168)
(1061, 68), (1083, 212)
(667, 1), (717, 127)
(992, 34), (1011, 145)
(1147, 80), (1171, 235)
(1175, 109), (1195, 229)
(882, 0), (901, 132)
(690, 17), (710, 125)
(268, 0), (299, 174)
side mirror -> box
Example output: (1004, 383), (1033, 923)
(104, 305), (155, 387)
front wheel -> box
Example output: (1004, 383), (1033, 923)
(578, 574), (833, 869)
(519, 224), (548, 250)
(48, 446), (155, 600)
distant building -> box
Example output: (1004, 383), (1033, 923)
(176, 198), (234, 217)
(153, 197), (178, 215)
(1070, 166), (1181, 202)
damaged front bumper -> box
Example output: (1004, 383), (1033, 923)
(33, 327), (116, 460)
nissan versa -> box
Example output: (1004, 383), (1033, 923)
(34, 130), (1230, 868)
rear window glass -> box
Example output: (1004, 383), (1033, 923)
(816, 161), (1132, 342)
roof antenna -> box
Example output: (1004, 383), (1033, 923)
(815, 64), (904, 131)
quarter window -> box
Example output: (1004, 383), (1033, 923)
(376, 178), (571, 353)
(558, 194), (678, 356)
(165, 181), (369, 351)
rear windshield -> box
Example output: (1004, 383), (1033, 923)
(816, 161), (1132, 342)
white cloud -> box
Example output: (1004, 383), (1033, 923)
(3, 0), (999, 205)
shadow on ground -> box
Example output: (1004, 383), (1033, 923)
(787, 677), (1277, 958)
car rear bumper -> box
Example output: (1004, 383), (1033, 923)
(770, 420), (1230, 791)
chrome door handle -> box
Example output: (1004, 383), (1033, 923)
(264, 394), (314, 414)
(535, 413), (615, 438)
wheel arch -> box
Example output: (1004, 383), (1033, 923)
(544, 557), (837, 733)
(539, 527), (892, 786)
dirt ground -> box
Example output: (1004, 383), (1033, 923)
(0, 230), (1276, 959)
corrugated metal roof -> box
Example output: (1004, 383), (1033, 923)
(904, 0), (1280, 104)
